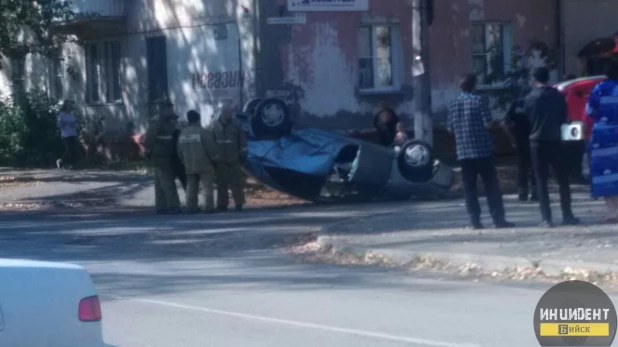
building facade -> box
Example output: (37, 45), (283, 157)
(1, 0), (604, 144)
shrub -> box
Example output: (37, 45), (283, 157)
(0, 90), (66, 167)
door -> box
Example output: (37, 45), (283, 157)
(146, 36), (168, 102)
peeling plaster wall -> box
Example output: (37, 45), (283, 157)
(429, 0), (557, 123)
(258, 0), (557, 131)
(257, 0), (415, 131)
(283, 22), (360, 117)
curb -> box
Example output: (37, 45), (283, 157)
(317, 235), (618, 276)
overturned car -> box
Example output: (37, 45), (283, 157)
(236, 98), (454, 202)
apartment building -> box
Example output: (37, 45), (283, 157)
(2, 0), (609, 139)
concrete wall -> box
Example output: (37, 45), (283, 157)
(126, 0), (257, 130)
(5, 0), (259, 137)
(561, 0), (618, 76)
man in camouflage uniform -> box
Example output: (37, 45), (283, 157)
(177, 110), (217, 213)
(144, 100), (182, 214)
(210, 105), (248, 211)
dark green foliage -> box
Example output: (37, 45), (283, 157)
(0, 0), (74, 59)
(0, 90), (66, 167)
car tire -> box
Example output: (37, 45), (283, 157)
(252, 98), (292, 139)
(397, 140), (435, 182)
(242, 98), (263, 116)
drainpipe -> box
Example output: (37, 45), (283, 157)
(238, 31), (244, 107)
(556, 0), (564, 77)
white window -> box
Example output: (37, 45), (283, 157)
(471, 22), (513, 86)
(85, 41), (121, 103)
(357, 24), (403, 92)
(48, 58), (63, 100)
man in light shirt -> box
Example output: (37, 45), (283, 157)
(56, 100), (78, 170)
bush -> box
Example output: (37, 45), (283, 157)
(0, 90), (66, 167)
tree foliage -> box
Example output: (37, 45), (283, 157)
(0, 0), (74, 61)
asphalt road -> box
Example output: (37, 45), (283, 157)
(0, 203), (610, 347)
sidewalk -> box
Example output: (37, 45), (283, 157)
(316, 189), (618, 280)
(0, 168), (305, 211)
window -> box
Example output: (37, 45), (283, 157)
(358, 24), (402, 92)
(104, 42), (121, 102)
(49, 58), (63, 100)
(471, 22), (513, 86)
(146, 36), (168, 102)
(85, 44), (100, 103)
(85, 41), (122, 103)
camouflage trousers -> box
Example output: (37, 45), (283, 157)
(215, 162), (246, 208)
(153, 158), (180, 211)
(186, 173), (215, 212)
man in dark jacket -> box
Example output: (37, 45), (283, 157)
(503, 86), (537, 202)
(524, 67), (580, 227)
(171, 127), (187, 191)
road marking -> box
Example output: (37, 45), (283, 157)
(106, 294), (483, 347)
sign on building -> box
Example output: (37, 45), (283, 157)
(287, 0), (368, 12)
(267, 13), (307, 25)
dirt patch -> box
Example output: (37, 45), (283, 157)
(287, 240), (618, 290)
(244, 180), (307, 207)
(0, 175), (39, 189)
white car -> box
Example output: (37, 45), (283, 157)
(0, 258), (113, 347)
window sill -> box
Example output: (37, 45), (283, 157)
(358, 88), (404, 96)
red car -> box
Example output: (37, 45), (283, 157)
(554, 75), (607, 181)
(555, 75), (606, 140)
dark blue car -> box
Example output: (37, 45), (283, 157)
(237, 98), (454, 202)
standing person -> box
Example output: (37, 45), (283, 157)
(210, 105), (248, 211)
(177, 110), (216, 214)
(373, 101), (399, 146)
(144, 100), (182, 215)
(171, 125), (187, 191)
(524, 67), (580, 227)
(393, 122), (409, 148)
(56, 100), (78, 170)
(585, 60), (618, 224)
(447, 74), (514, 230)
(503, 86), (538, 202)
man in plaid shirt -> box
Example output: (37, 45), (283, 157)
(447, 74), (514, 229)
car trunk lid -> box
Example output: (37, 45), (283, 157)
(0, 259), (104, 347)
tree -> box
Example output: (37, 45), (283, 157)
(0, 0), (74, 100)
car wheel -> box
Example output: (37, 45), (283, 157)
(252, 98), (292, 139)
(242, 98), (262, 115)
(397, 140), (434, 182)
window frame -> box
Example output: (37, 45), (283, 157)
(84, 40), (123, 105)
(470, 21), (513, 89)
(48, 57), (63, 101)
(357, 23), (404, 94)
(146, 36), (169, 103)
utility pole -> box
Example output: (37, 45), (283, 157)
(412, 0), (433, 146)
